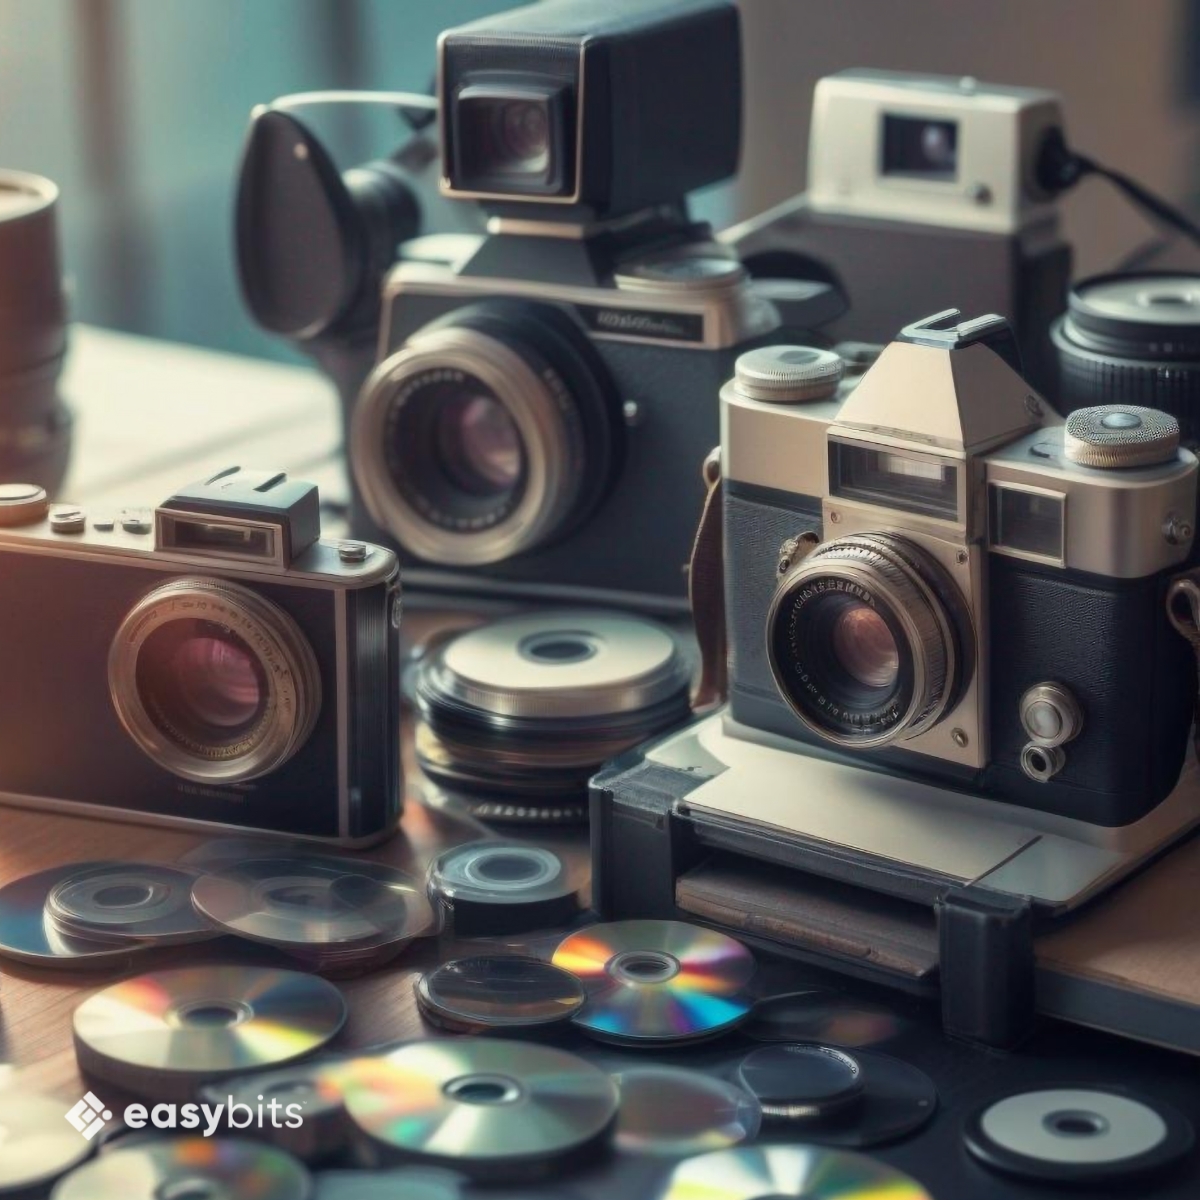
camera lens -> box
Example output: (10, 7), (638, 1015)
(436, 390), (523, 495)
(830, 604), (901, 690)
(110, 579), (321, 783)
(496, 100), (551, 173)
(353, 305), (619, 567)
(1052, 272), (1200, 445)
(138, 624), (266, 740)
(767, 534), (967, 747)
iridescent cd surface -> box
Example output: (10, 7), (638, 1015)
(332, 1039), (619, 1172)
(46, 861), (213, 944)
(553, 920), (756, 1045)
(416, 955), (586, 1031)
(658, 1145), (934, 1200)
(614, 1067), (762, 1157)
(191, 855), (434, 949)
(73, 966), (346, 1083)
(0, 1093), (93, 1191)
(0, 862), (158, 968)
(51, 1136), (311, 1200)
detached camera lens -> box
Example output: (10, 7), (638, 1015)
(110, 579), (321, 783)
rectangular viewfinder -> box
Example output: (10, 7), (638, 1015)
(881, 114), (959, 180)
(157, 513), (278, 562)
(989, 483), (1065, 563)
(830, 440), (959, 520)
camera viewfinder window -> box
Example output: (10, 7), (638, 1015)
(989, 484), (1065, 563)
(452, 83), (572, 198)
(830, 442), (959, 520)
(881, 115), (959, 180)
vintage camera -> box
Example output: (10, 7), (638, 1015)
(722, 313), (1198, 827)
(724, 70), (1072, 397)
(238, 0), (842, 611)
(0, 468), (401, 844)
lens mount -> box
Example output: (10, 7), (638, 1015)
(353, 310), (615, 567)
(766, 534), (965, 748)
(109, 578), (321, 783)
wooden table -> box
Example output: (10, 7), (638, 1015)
(0, 327), (588, 1098)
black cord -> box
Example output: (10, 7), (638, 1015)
(1037, 126), (1200, 248)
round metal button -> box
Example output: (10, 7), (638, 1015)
(0, 483), (49, 527)
(337, 540), (370, 564)
(49, 506), (86, 533)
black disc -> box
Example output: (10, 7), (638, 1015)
(963, 1085), (1195, 1184)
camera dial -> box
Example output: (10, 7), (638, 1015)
(767, 534), (970, 748)
(109, 578), (321, 784)
(352, 303), (619, 567)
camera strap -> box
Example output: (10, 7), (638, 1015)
(688, 448), (727, 711)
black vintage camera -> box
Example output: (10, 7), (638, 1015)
(0, 468), (401, 844)
(237, 0), (842, 611)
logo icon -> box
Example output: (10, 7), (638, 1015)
(65, 1092), (112, 1141)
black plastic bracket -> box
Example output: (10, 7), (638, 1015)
(936, 886), (1035, 1050)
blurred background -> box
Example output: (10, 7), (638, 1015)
(1, 0), (1198, 363)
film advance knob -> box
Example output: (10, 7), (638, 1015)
(1063, 405), (1180, 468)
(734, 345), (844, 404)
(0, 482), (48, 526)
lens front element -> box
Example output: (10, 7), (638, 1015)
(110, 578), (321, 783)
(767, 535), (965, 748)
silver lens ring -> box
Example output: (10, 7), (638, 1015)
(766, 534), (963, 748)
(109, 577), (321, 783)
(351, 325), (584, 566)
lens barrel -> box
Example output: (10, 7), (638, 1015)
(1052, 272), (1200, 446)
(0, 170), (71, 492)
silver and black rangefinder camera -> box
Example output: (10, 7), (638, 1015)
(345, 0), (840, 610)
(0, 467), (401, 844)
(723, 312), (1198, 826)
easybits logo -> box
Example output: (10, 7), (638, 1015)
(64, 1092), (113, 1141)
(65, 1091), (303, 1141)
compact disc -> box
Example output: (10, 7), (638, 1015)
(312, 1168), (468, 1200)
(428, 841), (582, 935)
(331, 1039), (618, 1178)
(416, 955), (586, 1032)
(742, 991), (907, 1048)
(613, 1067), (761, 1157)
(191, 855), (434, 950)
(553, 920), (756, 1045)
(45, 861), (213, 945)
(201, 1062), (350, 1163)
(735, 1045), (937, 1148)
(0, 1093), (93, 1193)
(51, 1137), (311, 1200)
(963, 1086), (1195, 1183)
(0, 862), (158, 968)
(73, 966), (346, 1100)
(658, 1145), (934, 1200)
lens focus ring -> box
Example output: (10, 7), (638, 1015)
(767, 534), (960, 747)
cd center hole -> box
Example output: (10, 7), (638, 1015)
(518, 632), (598, 665)
(93, 884), (153, 908)
(476, 854), (541, 883)
(611, 950), (680, 985)
(444, 1074), (521, 1106)
(1045, 1109), (1109, 1137)
(177, 1001), (247, 1029)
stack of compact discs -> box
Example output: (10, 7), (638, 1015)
(73, 965), (347, 1101)
(190, 853), (436, 973)
(553, 920), (757, 1046)
(427, 840), (584, 935)
(415, 955), (587, 1033)
(51, 1137), (312, 1200)
(325, 1039), (620, 1180)
(0, 860), (215, 970)
(657, 1145), (934, 1200)
(413, 611), (693, 824)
